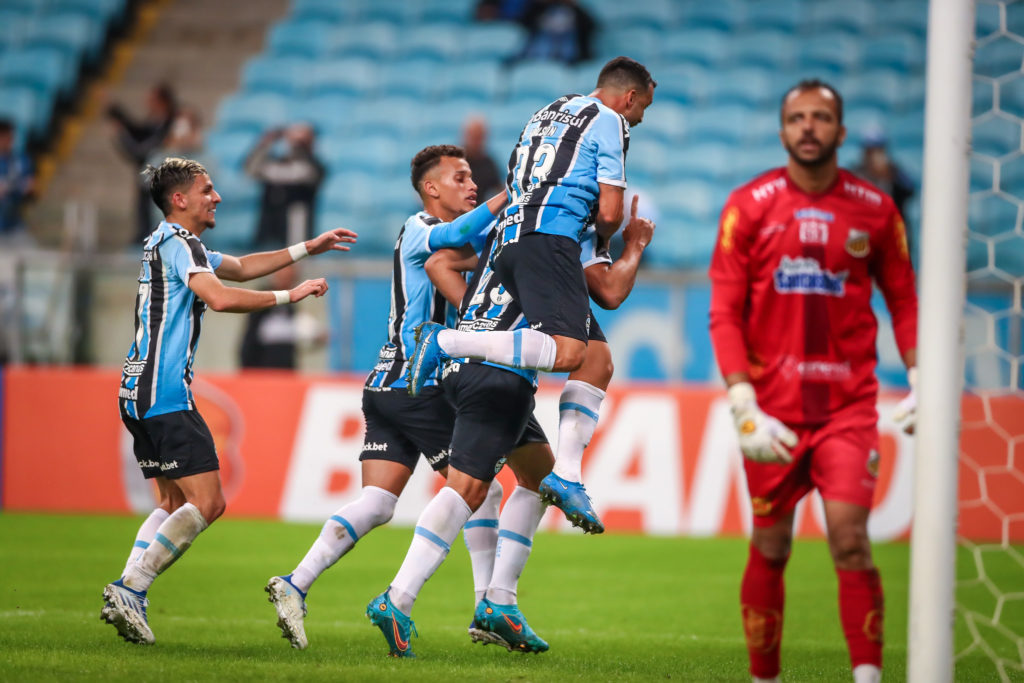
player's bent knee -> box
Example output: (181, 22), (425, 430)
(552, 342), (586, 373)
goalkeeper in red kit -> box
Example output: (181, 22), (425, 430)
(709, 80), (919, 683)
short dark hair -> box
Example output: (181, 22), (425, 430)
(0, 118), (13, 135)
(410, 144), (465, 193)
(596, 56), (657, 92)
(144, 157), (208, 216)
(780, 79), (844, 124)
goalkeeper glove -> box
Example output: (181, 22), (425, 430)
(727, 382), (798, 464)
(892, 367), (917, 435)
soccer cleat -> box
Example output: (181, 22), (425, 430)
(472, 598), (549, 653)
(265, 575), (308, 650)
(468, 618), (505, 647)
(366, 589), (418, 658)
(405, 321), (447, 397)
(538, 472), (605, 534)
(101, 579), (154, 644)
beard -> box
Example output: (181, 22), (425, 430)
(784, 135), (840, 168)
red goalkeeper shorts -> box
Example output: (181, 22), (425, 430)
(743, 401), (880, 527)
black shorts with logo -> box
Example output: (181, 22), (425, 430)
(493, 232), (590, 343)
(442, 361), (537, 481)
(360, 386), (454, 472)
(121, 409), (219, 480)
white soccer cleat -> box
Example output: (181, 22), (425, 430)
(266, 576), (308, 650)
(101, 580), (155, 645)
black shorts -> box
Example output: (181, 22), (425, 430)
(442, 362), (536, 481)
(493, 232), (590, 343)
(360, 386), (454, 472)
(587, 309), (606, 343)
(121, 409), (219, 480)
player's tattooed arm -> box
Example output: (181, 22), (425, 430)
(425, 245), (478, 307)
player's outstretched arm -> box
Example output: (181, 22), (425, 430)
(188, 271), (328, 313)
(215, 228), (357, 282)
(586, 195), (654, 310)
(425, 245), (478, 307)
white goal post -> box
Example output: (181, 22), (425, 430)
(908, 1), (976, 681)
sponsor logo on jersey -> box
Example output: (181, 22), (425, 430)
(799, 219), (829, 245)
(751, 176), (787, 202)
(720, 206), (739, 252)
(489, 287), (513, 306)
(373, 359), (395, 373)
(123, 360), (146, 376)
(528, 107), (593, 129)
(866, 449), (880, 478)
(459, 318), (500, 332)
(426, 448), (449, 466)
(141, 249), (158, 262)
(530, 321), (543, 330)
(774, 257), (848, 296)
(363, 442), (389, 452)
(863, 609), (884, 643)
(794, 208), (835, 222)
(742, 604), (783, 653)
(843, 181), (883, 206)
(894, 215), (909, 260)
(779, 356), (852, 381)
(750, 497), (774, 517)
(845, 228), (871, 258)
(118, 386), (139, 401)
(534, 125), (558, 138)
(160, 460), (179, 471)
(138, 459), (160, 469)
(497, 210), (524, 229)
(378, 346), (397, 360)
(442, 361), (461, 380)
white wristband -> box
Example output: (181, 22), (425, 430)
(272, 290), (290, 306)
(288, 242), (308, 262)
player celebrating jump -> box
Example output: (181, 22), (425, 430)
(102, 157), (355, 644)
(709, 80), (918, 683)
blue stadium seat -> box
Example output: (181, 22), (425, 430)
(361, 0), (415, 25)
(0, 85), (43, 140)
(880, 0), (930, 39)
(266, 20), (334, 59)
(594, 27), (662, 67)
(207, 167), (260, 205)
(487, 98), (542, 145)
(974, 37), (1024, 80)
(25, 12), (103, 64)
(641, 100), (686, 145)
(705, 67), (777, 108)
(887, 111), (926, 152)
(724, 29), (795, 71)
(999, 156), (1024, 196)
(349, 96), (424, 139)
(507, 60), (576, 102)
(204, 129), (262, 172)
(289, 0), (359, 24)
(660, 28), (729, 69)
(974, 79), (996, 117)
(970, 157), (996, 193)
(202, 200), (257, 251)
(969, 194), (1019, 241)
(0, 48), (68, 101)
(307, 58), (378, 98)
(593, 0), (675, 31)
(460, 22), (528, 63)
(241, 56), (313, 98)
(682, 106), (750, 145)
(411, 0), (476, 24)
(50, 0), (126, 21)
(796, 33), (862, 76)
(677, 0), (744, 32)
(324, 134), (403, 176)
(302, 93), (357, 137)
(806, 0), (873, 35)
(665, 142), (732, 182)
(437, 60), (504, 102)
(394, 24), (462, 64)
(729, 146), (784, 185)
(215, 93), (290, 136)
(0, 10), (31, 47)
(628, 139), (669, 181)
(378, 59), (445, 101)
(842, 69), (905, 111)
(972, 114), (1022, 158)
(860, 33), (926, 73)
(1001, 76), (1024, 120)
(648, 64), (707, 106)
(743, 0), (802, 33)
(330, 23), (398, 61)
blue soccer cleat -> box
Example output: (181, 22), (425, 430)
(472, 598), (549, 653)
(266, 575), (308, 650)
(101, 578), (154, 644)
(366, 589), (418, 658)
(538, 472), (605, 534)
(405, 321), (447, 397)
(468, 617), (505, 647)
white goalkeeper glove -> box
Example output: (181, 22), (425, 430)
(892, 367), (917, 435)
(727, 382), (798, 464)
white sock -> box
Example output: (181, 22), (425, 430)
(291, 486), (398, 593)
(463, 479), (503, 603)
(122, 502), (208, 592)
(389, 487), (473, 614)
(122, 507), (170, 576)
(437, 328), (557, 371)
(852, 664), (881, 683)
(552, 379), (605, 483)
(486, 487), (545, 605)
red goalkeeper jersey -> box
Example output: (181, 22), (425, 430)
(709, 168), (918, 426)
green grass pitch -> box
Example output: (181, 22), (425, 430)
(0, 512), (1009, 681)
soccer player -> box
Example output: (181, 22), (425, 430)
(406, 56), (656, 532)
(265, 145), (551, 651)
(101, 157), (356, 645)
(708, 80), (918, 683)
(425, 196), (656, 534)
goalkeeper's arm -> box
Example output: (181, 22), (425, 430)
(725, 374), (798, 465)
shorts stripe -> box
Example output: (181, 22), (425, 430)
(464, 519), (499, 529)
(513, 329), (523, 368)
(133, 540), (150, 550)
(560, 401), (600, 422)
(498, 529), (533, 548)
(154, 532), (180, 557)
(330, 515), (360, 543)
(415, 526), (451, 552)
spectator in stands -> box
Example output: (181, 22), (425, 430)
(244, 123), (325, 248)
(461, 115), (502, 199)
(238, 264), (326, 369)
(0, 118), (36, 245)
(107, 83), (178, 244)
(853, 127), (915, 250)
(517, 0), (596, 64)
(163, 105), (204, 156)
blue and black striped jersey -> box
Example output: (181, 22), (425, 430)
(119, 221), (223, 419)
(365, 203), (496, 390)
(496, 94), (629, 246)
